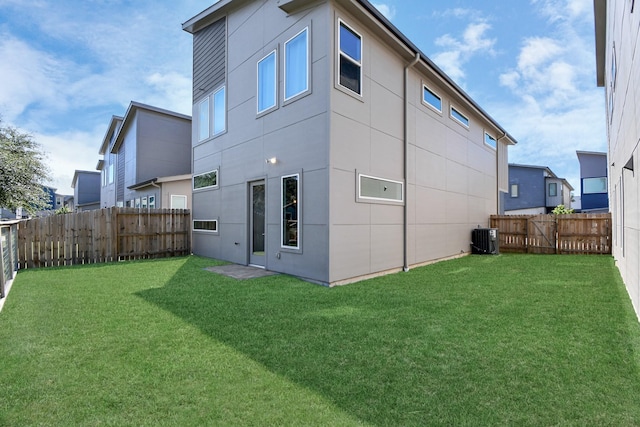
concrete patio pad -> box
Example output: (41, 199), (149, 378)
(204, 264), (279, 280)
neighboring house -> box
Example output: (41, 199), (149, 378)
(504, 164), (574, 214)
(594, 0), (640, 317)
(71, 170), (101, 212)
(64, 195), (74, 212)
(96, 102), (192, 209)
(576, 151), (609, 213)
(182, 0), (517, 286)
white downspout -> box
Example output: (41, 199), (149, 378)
(404, 53), (420, 272)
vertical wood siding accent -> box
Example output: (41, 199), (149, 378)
(116, 143), (125, 203)
(193, 17), (226, 103)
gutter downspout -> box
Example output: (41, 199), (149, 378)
(496, 132), (507, 215)
(404, 53), (421, 272)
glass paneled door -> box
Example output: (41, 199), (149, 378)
(249, 180), (266, 267)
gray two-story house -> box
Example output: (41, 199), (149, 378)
(97, 102), (193, 210)
(182, 0), (517, 285)
(504, 164), (573, 214)
(71, 170), (101, 212)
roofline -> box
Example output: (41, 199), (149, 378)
(182, 0), (517, 145)
(594, 0), (607, 87)
(71, 170), (101, 188)
(576, 150), (607, 156)
(110, 101), (192, 155)
(99, 115), (124, 155)
(127, 174), (192, 190)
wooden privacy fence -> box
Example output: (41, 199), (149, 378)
(18, 208), (191, 268)
(490, 213), (612, 254)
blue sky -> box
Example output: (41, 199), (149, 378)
(0, 0), (606, 195)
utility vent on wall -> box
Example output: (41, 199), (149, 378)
(471, 228), (499, 255)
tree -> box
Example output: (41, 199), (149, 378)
(0, 121), (52, 214)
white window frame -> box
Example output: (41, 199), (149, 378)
(193, 169), (218, 191)
(338, 19), (363, 96)
(422, 84), (442, 113)
(171, 195), (188, 209)
(257, 50), (278, 114)
(281, 173), (301, 250)
(358, 173), (404, 203)
(193, 219), (218, 233)
(510, 184), (519, 198)
(149, 195), (156, 209)
(548, 182), (558, 197)
(284, 27), (310, 102)
(484, 132), (497, 150)
(197, 85), (226, 142)
(450, 106), (470, 127)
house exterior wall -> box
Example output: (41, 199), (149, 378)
(186, 0), (513, 285)
(504, 166), (546, 212)
(577, 151), (609, 212)
(74, 172), (101, 211)
(595, 0), (640, 317)
(99, 120), (120, 208)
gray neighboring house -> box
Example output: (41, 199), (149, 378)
(182, 0), (517, 286)
(96, 102), (192, 209)
(71, 170), (101, 212)
(504, 164), (573, 214)
(594, 0), (640, 318)
(576, 151), (608, 213)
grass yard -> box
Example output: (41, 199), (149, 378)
(1, 254), (640, 426)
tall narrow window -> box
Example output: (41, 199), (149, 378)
(213, 86), (226, 135)
(549, 182), (558, 197)
(282, 174), (300, 249)
(258, 51), (277, 113)
(284, 28), (309, 100)
(198, 97), (210, 141)
(510, 184), (519, 198)
(339, 21), (362, 95)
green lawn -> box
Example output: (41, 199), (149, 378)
(1, 254), (640, 426)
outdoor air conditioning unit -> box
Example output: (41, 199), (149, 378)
(471, 228), (499, 255)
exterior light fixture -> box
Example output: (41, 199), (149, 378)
(266, 157), (277, 164)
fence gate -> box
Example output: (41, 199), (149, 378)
(527, 214), (557, 254)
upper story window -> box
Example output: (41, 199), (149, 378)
(422, 85), (442, 112)
(510, 184), (519, 198)
(450, 106), (469, 127)
(338, 21), (362, 95)
(284, 28), (309, 100)
(548, 182), (558, 197)
(484, 132), (497, 149)
(583, 177), (608, 194)
(198, 86), (226, 142)
(257, 50), (277, 114)
(193, 169), (218, 191)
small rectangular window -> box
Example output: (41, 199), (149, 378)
(135, 198), (141, 208)
(583, 177), (608, 194)
(193, 170), (218, 190)
(510, 184), (519, 198)
(108, 164), (114, 184)
(171, 195), (187, 209)
(338, 21), (362, 95)
(450, 106), (469, 127)
(359, 174), (403, 202)
(142, 196), (148, 208)
(258, 50), (277, 114)
(284, 28), (309, 100)
(422, 85), (442, 112)
(484, 132), (497, 149)
(149, 195), (156, 209)
(548, 182), (557, 197)
(282, 174), (300, 249)
(194, 220), (217, 232)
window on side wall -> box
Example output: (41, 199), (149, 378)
(193, 220), (217, 232)
(510, 184), (519, 198)
(282, 174), (300, 249)
(148, 195), (156, 209)
(583, 177), (608, 194)
(548, 182), (557, 197)
(171, 195), (187, 209)
(450, 106), (469, 127)
(359, 174), (404, 203)
(193, 170), (218, 191)
(257, 50), (277, 114)
(284, 28), (309, 101)
(197, 86), (226, 142)
(484, 132), (497, 149)
(422, 85), (442, 112)
(338, 20), (362, 95)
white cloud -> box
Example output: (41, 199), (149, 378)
(372, 3), (396, 20)
(432, 20), (496, 81)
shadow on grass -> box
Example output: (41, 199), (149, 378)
(137, 255), (640, 426)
